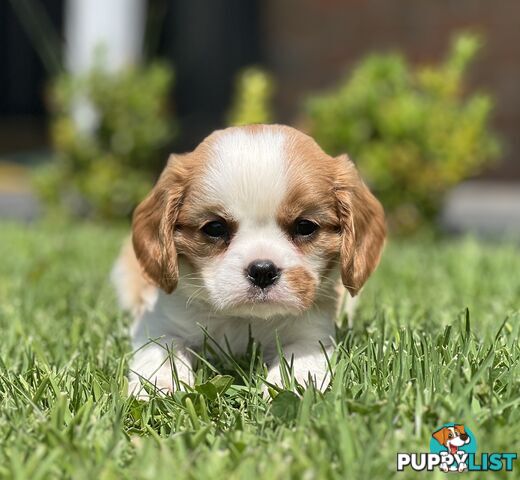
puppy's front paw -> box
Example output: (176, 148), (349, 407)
(128, 364), (194, 400)
(128, 344), (195, 400)
(264, 363), (330, 395)
(264, 367), (283, 391)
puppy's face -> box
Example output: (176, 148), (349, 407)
(132, 125), (385, 318)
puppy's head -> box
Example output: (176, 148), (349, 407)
(132, 125), (385, 318)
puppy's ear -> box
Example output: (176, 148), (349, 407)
(455, 425), (466, 435)
(132, 155), (184, 293)
(432, 427), (448, 446)
(334, 154), (386, 296)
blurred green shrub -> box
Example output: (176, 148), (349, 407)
(34, 62), (174, 220)
(228, 67), (274, 126)
(306, 34), (500, 232)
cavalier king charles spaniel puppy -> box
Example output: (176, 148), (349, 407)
(112, 124), (385, 397)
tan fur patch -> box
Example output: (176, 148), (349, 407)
(276, 126), (386, 296)
(132, 132), (237, 291)
(173, 222), (233, 269)
(334, 154), (386, 295)
(284, 266), (316, 310)
(132, 153), (198, 292)
(276, 128), (341, 264)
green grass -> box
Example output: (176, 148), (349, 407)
(0, 222), (519, 479)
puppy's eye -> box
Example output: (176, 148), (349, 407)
(294, 219), (319, 237)
(201, 220), (228, 239)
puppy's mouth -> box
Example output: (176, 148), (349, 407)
(246, 285), (298, 307)
(248, 286), (276, 302)
(219, 286), (303, 318)
(449, 444), (458, 455)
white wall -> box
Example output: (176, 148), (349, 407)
(64, 0), (147, 132)
(65, 0), (146, 73)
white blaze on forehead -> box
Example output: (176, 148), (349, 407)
(201, 127), (288, 221)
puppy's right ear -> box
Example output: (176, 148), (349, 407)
(432, 427), (448, 446)
(132, 155), (184, 294)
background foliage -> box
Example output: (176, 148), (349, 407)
(34, 33), (500, 231)
(305, 34), (500, 232)
(228, 67), (274, 127)
(34, 62), (174, 220)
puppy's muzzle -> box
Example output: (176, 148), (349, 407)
(246, 259), (280, 289)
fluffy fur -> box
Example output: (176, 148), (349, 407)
(112, 124), (386, 397)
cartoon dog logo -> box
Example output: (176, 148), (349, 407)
(432, 424), (471, 472)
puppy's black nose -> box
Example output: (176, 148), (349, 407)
(460, 433), (468, 441)
(246, 260), (280, 289)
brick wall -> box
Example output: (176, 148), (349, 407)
(263, 0), (520, 179)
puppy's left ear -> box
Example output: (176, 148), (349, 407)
(334, 154), (386, 296)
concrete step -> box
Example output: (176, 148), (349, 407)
(441, 181), (520, 236)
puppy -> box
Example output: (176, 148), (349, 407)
(112, 124), (386, 397)
(432, 425), (471, 472)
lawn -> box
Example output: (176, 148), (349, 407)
(0, 221), (519, 479)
